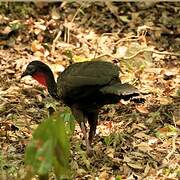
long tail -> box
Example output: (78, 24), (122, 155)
(100, 83), (144, 103)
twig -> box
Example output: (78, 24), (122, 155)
(123, 49), (180, 60)
(164, 112), (177, 162)
(51, 2), (84, 54)
(152, 50), (180, 57)
(172, 112), (177, 128)
(113, 36), (139, 45)
(163, 134), (178, 163)
(51, 31), (62, 55)
(91, 53), (116, 60)
(91, 48), (180, 62)
(67, 2), (85, 44)
(0, 106), (15, 116)
(93, 38), (101, 60)
(0, 96), (9, 102)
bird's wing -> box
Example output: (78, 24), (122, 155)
(100, 83), (140, 96)
(57, 61), (119, 96)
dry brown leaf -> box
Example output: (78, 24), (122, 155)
(76, 168), (86, 176)
(33, 51), (44, 59)
(176, 120), (180, 126)
(116, 46), (128, 58)
(6, 69), (15, 74)
(136, 105), (149, 114)
(31, 40), (44, 53)
(34, 21), (46, 31)
(135, 142), (152, 152)
(127, 162), (144, 170)
(123, 155), (131, 163)
(105, 2), (119, 17)
(51, 6), (60, 20)
(105, 147), (114, 158)
(34, 2), (48, 8)
(5, 86), (21, 95)
(34, 28), (41, 35)
(144, 163), (151, 176)
(157, 97), (173, 105)
(2, 26), (12, 34)
(99, 171), (109, 180)
(148, 137), (158, 145)
(109, 176), (116, 180)
(134, 132), (149, 139)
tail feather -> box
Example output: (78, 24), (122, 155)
(100, 83), (144, 102)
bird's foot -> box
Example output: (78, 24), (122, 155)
(87, 146), (94, 157)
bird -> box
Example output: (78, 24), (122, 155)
(21, 60), (143, 156)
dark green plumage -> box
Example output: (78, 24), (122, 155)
(57, 61), (119, 99)
(22, 60), (144, 156)
(57, 61), (139, 108)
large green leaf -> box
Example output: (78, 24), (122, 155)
(25, 112), (70, 178)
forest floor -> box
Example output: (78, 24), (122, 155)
(0, 2), (179, 180)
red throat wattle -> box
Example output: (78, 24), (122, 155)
(32, 72), (47, 87)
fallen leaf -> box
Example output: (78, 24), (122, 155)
(157, 97), (173, 105)
(127, 162), (144, 169)
(135, 142), (152, 152)
(99, 171), (109, 180)
(51, 6), (60, 20)
(31, 40), (44, 53)
(144, 163), (150, 176)
(136, 105), (149, 114)
(134, 132), (149, 139)
(105, 147), (114, 158)
(123, 155), (131, 163)
(116, 46), (128, 58)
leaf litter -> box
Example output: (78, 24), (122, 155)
(0, 2), (180, 180)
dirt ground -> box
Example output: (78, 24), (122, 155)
(0, 2), (179, 180)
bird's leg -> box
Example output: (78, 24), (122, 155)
(79, 120), (93, 156)
(71, 105), (93, 156)
(89, 123), (97, 145)
(87, 111), (98, 145)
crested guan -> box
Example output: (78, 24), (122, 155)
(21, 60), (143, 155)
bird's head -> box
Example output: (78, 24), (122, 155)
(21, 60), (52, 87)
(21, 60), (59, 100)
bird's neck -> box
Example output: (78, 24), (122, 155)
(32, 71), (58, 100)
(47, 73), (58, 100)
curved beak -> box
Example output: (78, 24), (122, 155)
(21, 70), (30, 78)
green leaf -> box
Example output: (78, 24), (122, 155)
(60, 108), (75, 135)
(115, 175), (122, 180)
(25, 111), (70, 178)
(36, 140), (54, 175)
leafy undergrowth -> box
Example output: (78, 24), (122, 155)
(0, 2), (180, 180)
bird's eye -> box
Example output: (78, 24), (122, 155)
(27, 65), (36, 74)
(28, 65), (34, 70)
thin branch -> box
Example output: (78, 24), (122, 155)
(51, 2), (84, 54)
(51, 31), (62, 55)
(123, 49), (180, 60)
(91, 53), (116, 60)
(163, 134), (178, 163)
(113, 36), (139, 45)
(91, 49), (180, 61)
(67, 2), (85, 44)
